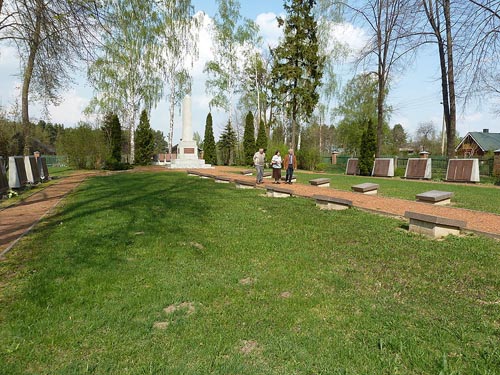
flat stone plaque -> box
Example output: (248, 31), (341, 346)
(346, 158), (359, 175)
(313, 195), (352, 210)
(405, 158), (431, 179)
(266, 186), (293, 198)
(184, 148), (195, 154)
(309, 178), (330, 187)
(446, 159), (480, 182)
(405, 211), (465, 238)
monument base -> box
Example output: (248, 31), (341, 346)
(168, 159), (212, 169)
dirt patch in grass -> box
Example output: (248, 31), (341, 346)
(239, 277), (256, 286)
(279, 291), (292, 298)
(239, 340), (260, 355)
(164, 302), (196, 315)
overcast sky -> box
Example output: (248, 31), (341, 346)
(0, 0), (498, 144)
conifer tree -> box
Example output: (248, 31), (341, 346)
(359, 119), (377, 176)
(255, 119), (268, 151)
(272, 0), (324, 149)
(218, 121), (237, 165)
(134, 109), (154, 165)
(203, 112), (217, 165)
(102, 113), (122, 164)
(243, 111), (256, 165)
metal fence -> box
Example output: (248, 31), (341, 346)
(44, 155), (68, 167)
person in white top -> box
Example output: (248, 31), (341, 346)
(271, 150), (282, 184)
(253, 148), (266, 184)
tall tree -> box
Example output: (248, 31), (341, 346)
(160, 1), (199, 161)
(255, 119), (268, 151)
(271, 0), (324, 149)
(421, 0), (457, 158)
(346, 0), (418, 157)
(218, 120), (237, 165)
(204, 0), (258, 124)
(203, 112), (217, 165)
(87, 0), (165, 163)
(5, 0), (104, 153)
(358, 119), (376, 176)
(243, 111), (255, 165)
(134, 109), (154, 165)
(102, 113), (122, 164)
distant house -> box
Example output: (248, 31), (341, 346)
(455, 129), (500, 157)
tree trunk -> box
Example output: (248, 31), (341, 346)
(21, 0), (43, 155)
(168, 87), (175, 163)
(444, 0), (456, 159)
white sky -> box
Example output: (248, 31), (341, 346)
(0, 0), (498, 144)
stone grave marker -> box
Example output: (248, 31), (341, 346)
(372, 158), (394, 177)
(34, 152), (50, 181)
(405, 158), (432, 179)
(446, 159), (480, 183)
(0, 156), (9, 194)
(25, 155), (41, 184)
(346, 158), (359, 175)
(9, 156), (28, 188)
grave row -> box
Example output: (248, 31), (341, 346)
(345, 158), (480, 183)
(186, 170), (465, 239)
(0, 155), (50, 195)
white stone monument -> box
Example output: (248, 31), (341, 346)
(168, 95), (212, 169)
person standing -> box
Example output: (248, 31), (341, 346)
(283, 148), (297, 184)
(253, 148), (265, 184)
(271, 150), (282, 184)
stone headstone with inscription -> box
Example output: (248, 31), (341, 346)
(0, 156), (9, 194)
(9, 156), (28, 188)
(25, 155), (41, 184)
(446, 159), (480, 183)
(405, 158), (432, 179)
(372, 158), (394, 177)
(345, 158), (359, 175)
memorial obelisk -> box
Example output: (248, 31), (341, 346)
(168, 95), (212, 168)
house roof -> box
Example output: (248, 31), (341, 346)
(455, 132), (500, 152)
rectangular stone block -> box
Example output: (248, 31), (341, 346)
(309, 178), (330, 187)
(372, 158), (394, 177)
(0, 157), (8, 194)
(313, 195), (352, 210)
(446, 159), (480, 182)
(405, 211), (465, 238)
(346, 158), (359, 175)
(416, 190), (453, 205)
(25, 156), (41, 184)
(234, 179), (256, 189)
(266, 186), (293, 198)
(351, 182), (379, 195)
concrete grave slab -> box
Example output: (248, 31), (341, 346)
(351, 182), (379, 195)
(266, 186), (293, 198)
(313, 195), (352, 210)
(234, 179), (256, 189)
(0, 157), (8, 194)
(416, 190), (453, 205)
(309, 178), (330, 187)
(446, 159), (480, 183)
(215, 176), (233, 183)
(25, 156), (41, 184)
(405, 211), (466, 238)
(241, 169), (253, 175)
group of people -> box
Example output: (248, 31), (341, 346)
(253, 148), (297, 185)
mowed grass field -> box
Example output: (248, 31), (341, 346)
(0, 171), (499, 374)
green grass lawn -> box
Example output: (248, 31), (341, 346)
(1, 172), (499, 374)
(290, 171), (500, 215)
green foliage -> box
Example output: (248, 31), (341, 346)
(152, 130), (168, 154)
(243, 111), (256, 165)
(57, 123), (106, 169)
(102, 113), (122, 164)
(271, 0), (324, 148)
(218, 120), (237, 165)
(255, 119), (268, 151)
(134, 110), (154, 165)
(203, 113), (217, 165)
(359, 119), (377, 176)
(297, 147), (320, 170)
